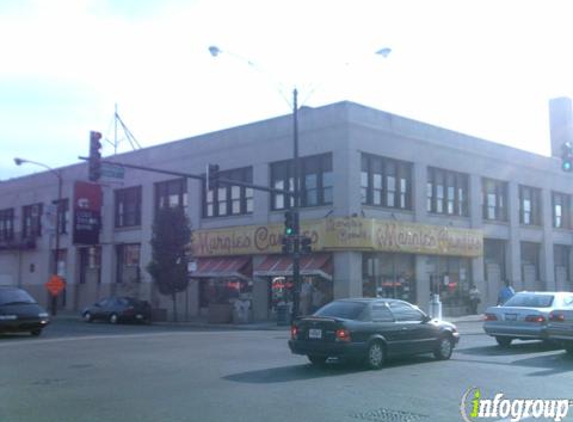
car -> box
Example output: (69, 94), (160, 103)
(0, 286), (50, 336)
(82, 296), (152, 324)
(483, 291), (573, 347)
(288, 298), (460, 369)
(546, 307), (573, 354)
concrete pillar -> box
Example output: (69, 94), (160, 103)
(469, 174), (485, 312)
(333, 251), (363, 298)
(541, 189), (556, 291)
(415, 255), (430, 313)
(413, 162), (428, 222)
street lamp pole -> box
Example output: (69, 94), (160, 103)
(291, 87), (301, 321)
(14, 158), (63, 316)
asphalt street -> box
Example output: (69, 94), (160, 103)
(1, 318), (573, 422)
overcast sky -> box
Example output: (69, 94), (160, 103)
(2, 0), (573, 180)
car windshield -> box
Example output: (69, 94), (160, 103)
(0, 289), (36, 306)
(503, 293), (554, 308)
(314, 301), (367, 320)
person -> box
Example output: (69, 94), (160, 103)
(498, 280), (515, 305)
(468, 284), (481, 314)
(311, 285), (325, 313)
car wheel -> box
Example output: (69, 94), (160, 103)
(30, 329), (42, 337)
(495, 336), (512, 347)
(434, 335), (454, 360)
(109, 313), (119, 324)
(365, 341), (385, 370)
(83, 312), (93, 323)
(307, 355), (328, 366)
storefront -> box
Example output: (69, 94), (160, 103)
(190, 216), (483, 321)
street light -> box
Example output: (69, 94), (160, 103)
(14, 157), (63, 316)
(209, 45), (390, 321)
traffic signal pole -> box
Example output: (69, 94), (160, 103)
(291, 88), (302, 322)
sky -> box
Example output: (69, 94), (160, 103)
(2, 0), (573, 180)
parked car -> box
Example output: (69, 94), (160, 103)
(483, 291), (573, 347)
(82, 296), (152, 324)
(0, 286), (50, 336)
(288, 298), (460, 369)
(547, 307), (573, 354)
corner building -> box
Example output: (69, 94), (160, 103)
(1, 100), (572, 321)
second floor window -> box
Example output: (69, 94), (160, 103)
(22, 203), (42, 238)
(0, 208), (14, 241)
(155, 179), (187, 211)
(271, 153), (333, 210)
(519, 185), (542, 226)
(552, 191), (571, 229)
(427, 168), (469, 216)
(204, 167), (253, 217)
(115, 186), (142, 228)
(482, 178), (508, 221)
(361, 154), (412, 209)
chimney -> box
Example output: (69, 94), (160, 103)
(549, 97), (573, 157)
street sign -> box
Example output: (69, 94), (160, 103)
(101, 162), (125, 179)
(46, 275), (65, 296)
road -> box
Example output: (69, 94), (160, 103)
(1, 319), (573, 422)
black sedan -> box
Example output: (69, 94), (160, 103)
(288, 298), (460, 369)
(82, 296), (152, 324)
(0, 286), (50, 336)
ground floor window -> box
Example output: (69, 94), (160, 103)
(484, 239), (506, 284)
(429, 256), (472, 310)
(79, 246), (101, 285)
(362, 253), (416, 303)
(269, 276), (332, 316)
(554, 244), (571, 290)
(199, 278), (253, 307)
(521, 241), (541, 291)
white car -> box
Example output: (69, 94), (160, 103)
(547, 308), (573, 354)
(483, 291), (573, 347)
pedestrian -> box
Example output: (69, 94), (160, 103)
(498, 280), (515, 305)
(468, 284), (481, 314)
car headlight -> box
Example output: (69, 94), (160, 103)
(38, 312), (49, 318)
(0, 315), (18, 321)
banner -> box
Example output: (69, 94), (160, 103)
(73, 181), (102, 245)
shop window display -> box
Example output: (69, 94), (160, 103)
(270, 276), (332, 316)
(362, 253), (416, 304)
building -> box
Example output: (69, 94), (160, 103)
(1, 99), (572, 321)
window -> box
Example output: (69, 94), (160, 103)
(482, 178), (508, 221)
(554, 244), (570, 285)
(270, 153), (333, 210)
(155, 178), (187, 211)
(22, 203), (42, 238)
(79, 246), (101, 284)
(370, 304), (394, 322)
(0, 208), (14, 241)
(116, 243), (141, 284)
(519, 185), (542, 225)
(53, 198), (69, 235)
(115, 186), (142, 228)
(361, 154), (412, 209)
(389, 302), (425, 322)
(552, 191), (571, 229)
(427, 168), (468, 216)
(203, 167), (253, 217)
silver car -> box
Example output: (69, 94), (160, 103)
(483, 291), (573, 347)
(547, 306), (573, 354)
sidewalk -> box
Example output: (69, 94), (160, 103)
(51, 310), (484, 331)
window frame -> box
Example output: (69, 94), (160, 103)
(361, 154), (412, 210)
(427, 167), (469, 217)
(203, 167), (253, 218)
(115, 186), (142, 228)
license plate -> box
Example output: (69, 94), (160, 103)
(505, 313), (517, 321)
(308, 328), (322, 339)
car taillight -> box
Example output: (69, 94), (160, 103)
(335, 328), (351, 342)
(549, 312), (566, 322)
(290, 325), (299, 339)
(525, 315), (546, 323)
(484, 313), (498, 321)
(124, 307), (135, 315)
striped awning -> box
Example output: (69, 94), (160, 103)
(189, 256), (251, 281)
(254, 253), (332, 280)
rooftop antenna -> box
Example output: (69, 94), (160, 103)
(105, 103), (142, 154)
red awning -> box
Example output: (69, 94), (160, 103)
(190, 256), (251, 281)
(254, 253), (332, 280)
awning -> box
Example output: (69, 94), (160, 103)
(190, 256), (252, 281)
(254, 253), (332, 281)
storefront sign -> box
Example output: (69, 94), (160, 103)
(191, 217), (483, 258)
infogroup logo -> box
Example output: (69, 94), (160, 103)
(460, 387), (572, 422)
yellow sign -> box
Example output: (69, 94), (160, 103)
(191, 217), (483, 258)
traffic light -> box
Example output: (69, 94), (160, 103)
(206, 163), (220, 191)
(284, 210), (298, 236)
(281, 235), (292, 254)
(88, 131), (102, 181)
(300, 236), (312, 254)
(562, 142), (573, 172)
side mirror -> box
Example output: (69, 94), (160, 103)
(422, 314), (432, 323)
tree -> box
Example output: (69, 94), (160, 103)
(147, 206), (191, 321)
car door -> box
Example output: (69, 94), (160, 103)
(370, 303), (404, 355)
(389, 302), (436, 354)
